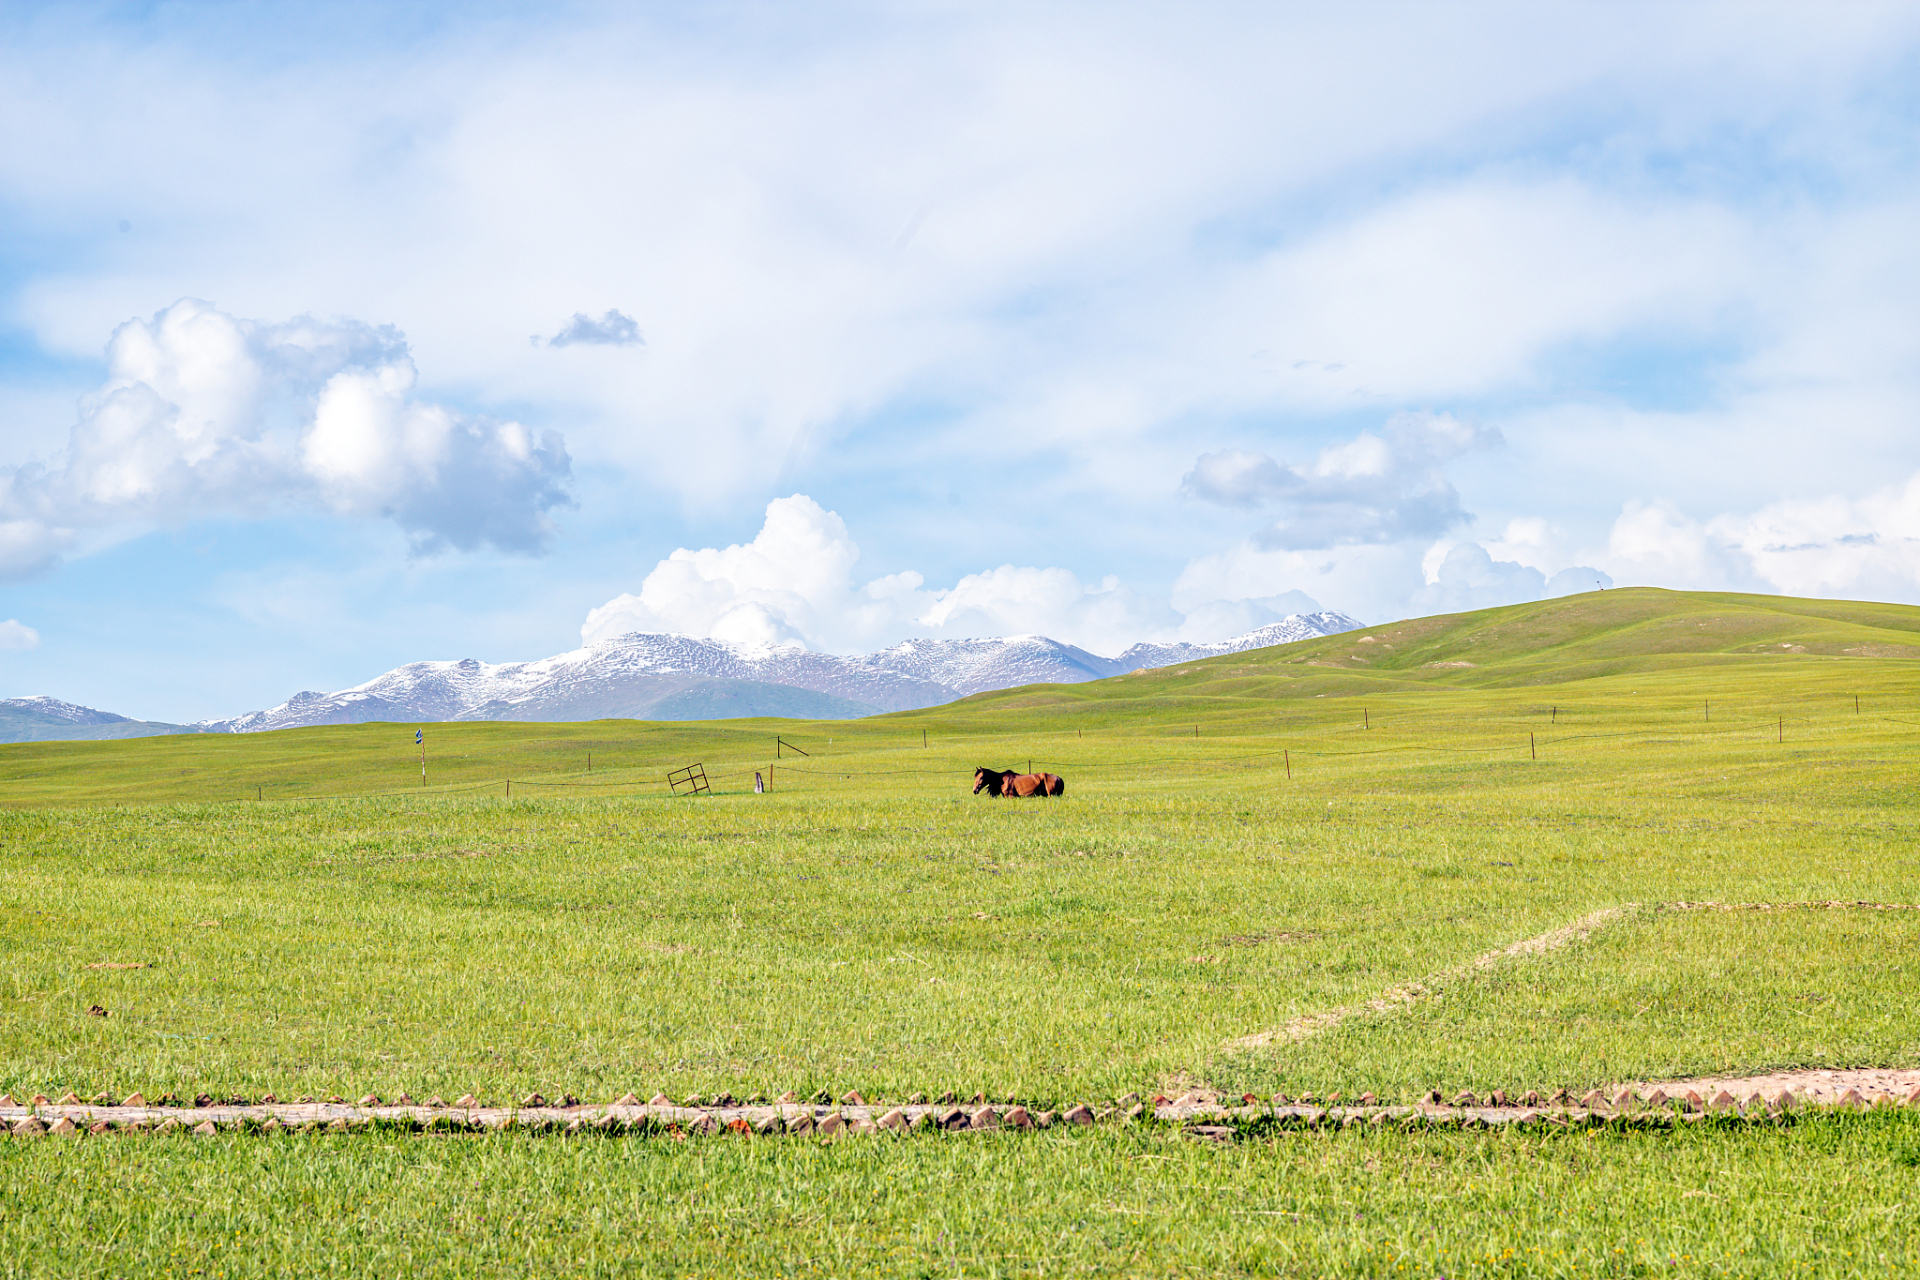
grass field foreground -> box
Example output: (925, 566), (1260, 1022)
(7, 1117), (1920, 1278)
(3, 588), (1920, 1274)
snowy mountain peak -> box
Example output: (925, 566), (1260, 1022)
(193, 612), (1362, 732)
(0, 695), (135, 726)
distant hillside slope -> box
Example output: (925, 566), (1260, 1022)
(0, 697), (196, 745)
(944, 588), (1920, 717)
(1255, 588), (1920, 686)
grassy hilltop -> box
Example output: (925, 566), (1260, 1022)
(4, 586), (1920, 1277)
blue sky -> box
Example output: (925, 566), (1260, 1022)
(4, 1), (1920, 721)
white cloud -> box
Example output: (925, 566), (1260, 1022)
(0, 619), (40, 651)
(1410, 539), (1614, 615)
(18, 4), (1920, 516)
(1182, 412), (1499, 550)
(1717, 478), (1920, 601)
(1173, 539), (1425, 629)
(0, 299), (572, 577)
(583, 495), (880, 650)
(1596, 471), (1920, 602)
(1223, 179), (1756, 407)
(1179, 450), (1288, 508)
(1545, 567), (1614, 598)
(1408, 543), (1546, 615)
(1177, 528), (1615, 626)
(1479, 518), (1557, 574)
(8, 4), (1920, 717)
(540, 310), (643, 348)
(1602, 500), (1758, 592)
(916, 565), (1179, 649)
(1173, 592), (1324, 644)
(585, 494), (1203, 656)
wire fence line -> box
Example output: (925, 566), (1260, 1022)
(168, 698), (1916, 807)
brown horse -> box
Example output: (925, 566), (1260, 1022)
(972, 767), (1065, 797)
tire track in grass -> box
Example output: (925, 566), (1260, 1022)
(1219, 905), (1637, 1054)
(1219, 899), (1920, 1055)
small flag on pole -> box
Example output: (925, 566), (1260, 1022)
(416, 729), (423, 744)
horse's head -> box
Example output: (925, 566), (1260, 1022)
(972, 767), (1004, 795)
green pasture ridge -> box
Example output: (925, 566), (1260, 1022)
(0, 586), (1917, 808)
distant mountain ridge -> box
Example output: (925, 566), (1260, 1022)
(0, 612), (1362, 741)
(862, 613), (1361, 695)
(0, 696), (197, 744)
(192, 612), (1360, 732)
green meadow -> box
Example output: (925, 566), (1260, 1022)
(3, 587), (1920, 1276)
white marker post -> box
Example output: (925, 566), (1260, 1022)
(417, 728), (425, 786)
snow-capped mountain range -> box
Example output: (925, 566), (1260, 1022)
(191, 611), (1360, 732)
(0, 611), (1360, 740)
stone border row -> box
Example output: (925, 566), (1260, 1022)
(7, 1083), (1920, 1140)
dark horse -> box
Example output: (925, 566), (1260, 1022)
(972, 767), (1066, 798)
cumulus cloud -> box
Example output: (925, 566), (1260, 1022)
(1596, 473), (1920, 601)
(1170, 591), (1324, 644)
(1722, 482), (1920, 598)
(1182, 412), (1500, 550)
(916, 565), (1180, 648)
(1545, 567), (1614, 597)
(0, 299), (572, 576)
(1407, 543), (1610, 615)
(1602, 500), (1759, 592)
(1408, 543), (1545, 614)
(1174, 539), (1419, 628)
(541, 310), (643, 348)
(0, 619), (40, 650)
(583, 494), (1194, 656)
(582, 495), (885, 650)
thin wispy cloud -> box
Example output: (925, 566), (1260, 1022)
(1183, 413), (1499, 551)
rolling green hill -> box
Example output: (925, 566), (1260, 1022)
(949, 585), (1920, 712)
(0, 587), (1916, 807)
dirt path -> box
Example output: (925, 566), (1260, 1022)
(1605, 1066), (1920, 1105)
(1221, 905), (1635, 1053)
(1219, 899), (1920, 1055)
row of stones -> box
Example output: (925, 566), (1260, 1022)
(0, 1088), (1029, 1111)
(10, 1080), (1919, 1140)
(1435, 1084), (1920, 1115)
(3, 1102), (1093, 1140)
(0, 1084), (1641, 1114)
(7, 1100), (1901, 1141)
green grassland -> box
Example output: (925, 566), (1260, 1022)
(4, 587), (1920, 1276)
(9, 1117), (1920, 1278)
